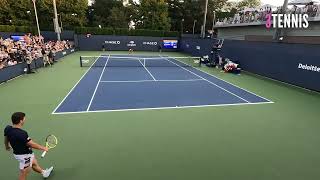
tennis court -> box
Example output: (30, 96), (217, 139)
(1, 51), (320, 180)
(53, 55), (272, 114)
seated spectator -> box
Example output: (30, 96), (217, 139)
(0, 61), (5, 69)
(7, 59), (17, 66)
(0, 34), (72, 70)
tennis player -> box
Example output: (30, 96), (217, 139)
(4, 112), (53, 180)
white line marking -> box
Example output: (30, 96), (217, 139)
(100, 79), (204, 83)
(138, 59), (157, 81)
(86, 55), (110, 111)
(52, 101), (274, 115)
(0, 74), (24, 86)
(161, 56), (250, 103)
(167, 56), (273, 102)
(51, 56), (101, 114)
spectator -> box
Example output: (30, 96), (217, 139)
(0, 34), (72, 70)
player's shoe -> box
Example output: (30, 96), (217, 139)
(42, 166), (54, 178)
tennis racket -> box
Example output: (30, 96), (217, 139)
(41, 135), (58, 158)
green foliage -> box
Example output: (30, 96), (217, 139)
(75, 27), (114, 35)
(90, 0), (125, 27)
(74, 27), (179, 37)
(107, 7), (129, 28)
(134, 0), (171, 31)
(0, 0), (88, 30)
(237, 0), (261, 9)
(0, 25), (16, 32)
(0, 25), (36, 33)
(167, 0), (228, 33)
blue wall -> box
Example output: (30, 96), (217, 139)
(181, 38), (320, 92)
(77, 35), (179, 51)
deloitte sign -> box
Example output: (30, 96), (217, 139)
(298, 63), (320, 73)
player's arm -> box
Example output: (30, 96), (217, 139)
(4, 136), (11, 151)
(27, 140), (48, 152)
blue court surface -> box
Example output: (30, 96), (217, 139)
(53, 55), (273, 114)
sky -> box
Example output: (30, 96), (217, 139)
(88, 0), (285, 7)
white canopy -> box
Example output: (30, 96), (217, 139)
(288, 0), (320, 5)
(240, 7), (258, 13)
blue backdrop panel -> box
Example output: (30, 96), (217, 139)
(77, 35), (179, 51)
(180, 38), (320, 92)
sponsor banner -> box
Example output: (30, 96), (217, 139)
(127, 41), (137, 47)
(143, 41), (158, 46)
(298, 63), (320, 73)
(105, 40), (121, 45)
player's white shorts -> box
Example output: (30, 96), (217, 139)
(14, 154), (34, 170)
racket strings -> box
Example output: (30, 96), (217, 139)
(46, 135), (57, 148)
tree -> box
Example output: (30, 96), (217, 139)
(0, 0), (12, 25)
(0, 0), (33, 26)
(107, 7), (129, 28)
(0, 0), (88, 29)
(35, 0), (88, 29)
(90, 0), (123, 27)
(237, 0), (261, 9)
(134, 0), (171, 31)
(166, 0), (228, 33)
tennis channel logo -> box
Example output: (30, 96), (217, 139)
(266, 14), (309, 29)
(127, 41), (136, 47)
(105, 40), (121, 44)
(143, 41), (158, 46)
(298, 63), (320, 72)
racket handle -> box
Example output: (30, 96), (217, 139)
(41, 151), (47, 158)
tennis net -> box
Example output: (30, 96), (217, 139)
(80, 56), (201, 68)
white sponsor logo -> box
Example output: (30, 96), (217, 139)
(143, 41), (157, 46)
(71, 49), (75, 52)
(82, 60), (89, 64)
(298, 63), (320, 72)
(127, 41), (136, 47)
(105, 40), (121, 44)
(62, 52), (66, 55)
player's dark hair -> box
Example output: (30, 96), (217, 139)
(11, 112), (26, 124)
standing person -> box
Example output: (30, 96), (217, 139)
(4, 112), (54, 180)
(158, 43), (162, 53)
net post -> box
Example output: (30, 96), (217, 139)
(80, 56), (83, 67)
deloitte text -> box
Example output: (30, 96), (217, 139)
(298, 63), (320, 73)
(266, 14), (309, 29)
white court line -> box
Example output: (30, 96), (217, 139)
(100, 79), (204, 83)
(161, 56), (250, 103)
(52, 101), (274, 115)
(138, 59), (157, 81)
(86, 55), (110, 111)
(51, 56), (102, 114)
(0, 74), (24, 86)
(165, 56), (273, 102)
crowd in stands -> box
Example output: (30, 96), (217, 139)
(216, 3), (320, 26)
(0, 34), (73, 71)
